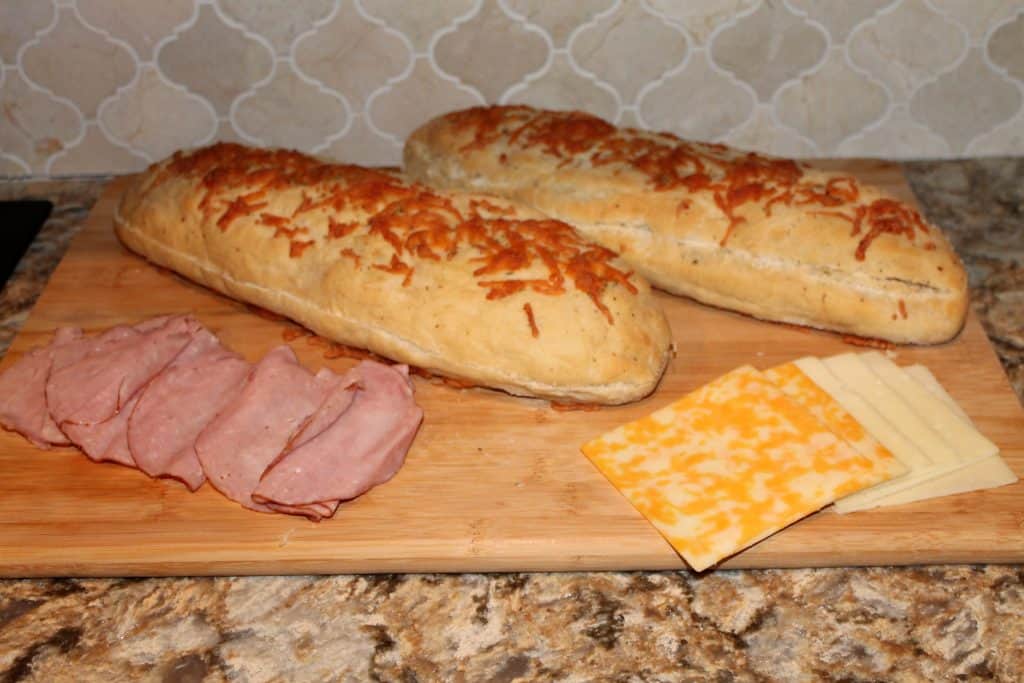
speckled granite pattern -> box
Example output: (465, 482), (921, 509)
(1, 568), (1023, 682)
(1, 163), (1022, 682)
(905, 159), (1024, 404)
(0, 180), (106, 353)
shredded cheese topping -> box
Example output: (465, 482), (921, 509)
(152, 143), (641, 332)
(445, 105), (934, 258)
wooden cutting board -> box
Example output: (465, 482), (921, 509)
(2, 164), (1023, 577)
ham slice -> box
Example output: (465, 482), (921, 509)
(47, 316), (202, 468)
(49, 325), (139, 375)
(61, 393), (139, 466)
(51, 326), (83, 346)
(128, 329), (251, 490)
(253, 362), (422, 508)
(262, 500), (337, 521)
(260, 367), (360, 520)
(4, 314), (424, 521)
(46, 316), (198, 427)
(194, 345), (327, 513)
(0, 327), (83, 447)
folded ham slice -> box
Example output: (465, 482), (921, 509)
(194, 345), (327, 514)
(46, 316), (202, 468)
(255, 367), (358, 520)
(0, 327), (83, 448)
(46, 316), (197, 427)
(128, 330), (251, 490)
(61, 393), (139, 466)
(253, 362), (423, 508)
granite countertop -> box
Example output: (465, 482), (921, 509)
(0, 163), (1022, 682)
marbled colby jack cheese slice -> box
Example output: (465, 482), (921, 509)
(793, 356), (936, 475)
(763, 362), (907, 483)
(581, 365), (895, 571)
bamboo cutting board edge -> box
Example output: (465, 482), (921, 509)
(1, 165), (1022, 577)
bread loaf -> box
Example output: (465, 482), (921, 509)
(404, 105), (969, 344)
(114, 143), (671, 405)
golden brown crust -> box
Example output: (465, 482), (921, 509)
(114, 143), (672, 404)
(403, 105), (969, 344)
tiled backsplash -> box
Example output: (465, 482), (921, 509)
(3, 0), (1024, 178)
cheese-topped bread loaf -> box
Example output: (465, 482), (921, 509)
(404, 105), (969, 344)
(115, 143), (671, 405)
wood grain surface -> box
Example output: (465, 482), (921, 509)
(1, 163), (1022, 577)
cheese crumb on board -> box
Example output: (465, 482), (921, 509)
(581, 365), (895, 571)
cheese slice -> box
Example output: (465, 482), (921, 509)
(581, 365), (894, 571)
(860, 351), (998, 461)
(903, 364), (970, 422)
(764, 362), (907, 482)
(793, 356), (933, 472)
(823, 353), (961, 467)
(793, 356), (957, 511)
(809, 354), (1015, 512)
(848, 361), (1016, 508)
(819, 352), (979, 511)
(860, 454), (1017, 508)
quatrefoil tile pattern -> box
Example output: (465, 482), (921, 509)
(3, 0), (1024, 178)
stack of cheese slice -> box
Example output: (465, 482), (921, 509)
(581, 352), (1016, 571)
(789, 351), (1016, 513)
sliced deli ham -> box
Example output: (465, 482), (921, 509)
(47, 316), (203, 468)
(46, 316), (197, 427)
(61, 393), (139, 466)
(253, 362), (423, 508)
(52, 327), (83, 345)
(265, 367), (360, 472)
(263, 500), (338, 522)
(194, 345), (328, 513)
(128, 332), (251, 490)
(0, 327), (83, 447)
(2, 315), (423, 520)
(260, 367), (359, 520)
(48, 325), (139, 383)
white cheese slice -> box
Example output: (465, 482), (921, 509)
(823, 354), (1015, 512)
(794, 356), (966, 512)
(856, 362), (1017, 507)
(858, 454), (1017, 508)
(793, 357), (933, 472)
(822, 353), (961, 466)
(860, 351), (998, 461)
(903, 364), (970, 422)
